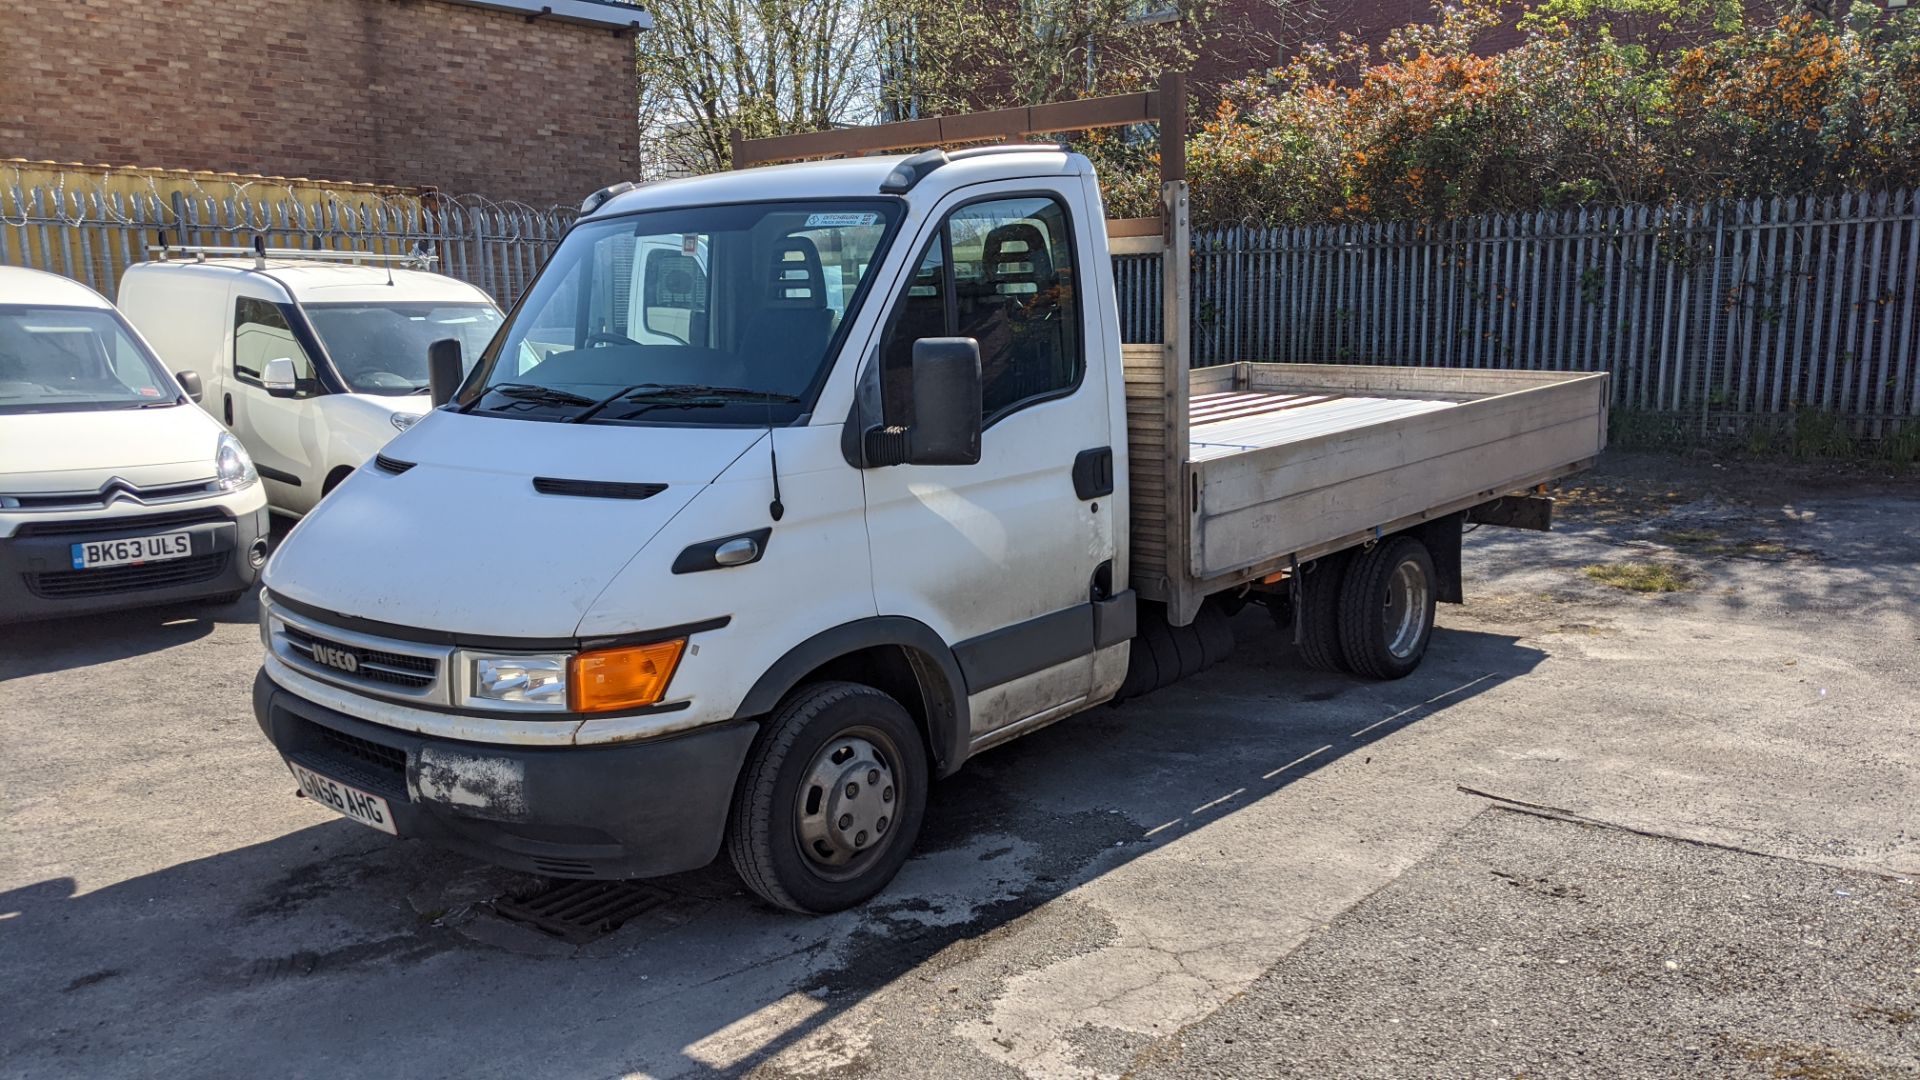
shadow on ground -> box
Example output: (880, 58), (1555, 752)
(2, 614), (1544, 1078)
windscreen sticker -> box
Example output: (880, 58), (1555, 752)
(804, 212), (880, 228)
(681, 233), (699, 254)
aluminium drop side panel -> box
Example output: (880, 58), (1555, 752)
(1189, 365), (1610, 580)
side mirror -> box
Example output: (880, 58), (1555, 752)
(906, 338), (983, 465)
(862, 337), (982, 467)
(261, 357), (299, 398)
(174, 370), (203, 404)
(427, 338), (464, 408)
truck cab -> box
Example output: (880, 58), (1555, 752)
(119, 252), (503, 514)
(250, 89), (1606, 913)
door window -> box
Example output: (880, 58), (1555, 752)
(233, 297), (317, 394)
(876, 195), (1081, 428)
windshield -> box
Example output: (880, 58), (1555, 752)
(466, 199), (901, 425)
(0, 304), (179, 414)
(304, 302), (502, 395)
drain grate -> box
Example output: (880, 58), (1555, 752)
(488, 880), (672, 944)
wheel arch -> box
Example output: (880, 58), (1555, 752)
(322, 464), (356, 495)
(733, 616), (970, 778)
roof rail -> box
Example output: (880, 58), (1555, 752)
(146, 244), (438, 271)
(732, 73), (1187, 184)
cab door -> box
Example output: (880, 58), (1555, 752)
(861, 185), (1117, 742)
(227, 286), (323, 512)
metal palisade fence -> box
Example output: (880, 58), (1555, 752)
(0, 177), (575, 308)
(1118, 189), (1920, 439)
(8, 173), (1916, 438)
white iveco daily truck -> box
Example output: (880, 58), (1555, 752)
(252, 79), (1609, 913)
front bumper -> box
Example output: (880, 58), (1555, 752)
(253, 671), (759, 879)
(0, 500), (270, 623)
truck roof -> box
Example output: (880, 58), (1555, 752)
(0, 265), (115, 309)
(120, 258), (497, 307)
(591, 148), (1092, 219)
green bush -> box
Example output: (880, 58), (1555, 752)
(1142, 1), (1920, 227)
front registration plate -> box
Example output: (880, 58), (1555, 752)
(290, 763), (398, 835)
(70, 531), (193, 570)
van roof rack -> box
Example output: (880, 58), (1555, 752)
(146, 244), (438, 271)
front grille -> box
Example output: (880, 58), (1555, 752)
(282, 623), (438, 690)
(318, 726), (409, 779)
(25, 552), (227, 599)
(8, 480), (217, 512)
(11, 507), (228, 539)
(292, 750), (406, 802)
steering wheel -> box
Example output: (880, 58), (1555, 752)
(354, 370), (414, 391)
(586, 331), (642, 348)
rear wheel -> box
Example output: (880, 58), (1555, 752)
(1337, 536), (1437, 680)
(1288, 550), (1352, 673)
(727, 681), (928, 914)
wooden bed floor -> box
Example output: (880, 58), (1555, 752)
(1187, 391), (1458, 461)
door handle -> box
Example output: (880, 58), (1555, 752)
(1072, 447), (1113, 500)
(223, 392), (234, 426)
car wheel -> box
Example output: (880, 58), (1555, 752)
(1288, 550), (1352, 673)
(1337, 535), (1437, 680)
(727, 681), (928, 914)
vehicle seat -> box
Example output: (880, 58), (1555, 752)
(973, 222), (1063, 407)
(982, 223), (1054, 304)
(736, 236), (832, 389)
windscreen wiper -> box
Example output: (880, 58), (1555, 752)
(603, 385), (801, 423)
(460, 382), (598, 413)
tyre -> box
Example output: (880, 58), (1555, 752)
(727, 681), (929, 914)
(1167, 618), (1206, 681)
(1194, 600), (1236, 668)
(1292, 550), (1352, 673)
(1337, 535), (1437, 680)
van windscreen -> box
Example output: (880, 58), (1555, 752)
(0, 305), (178, 414)
(461, 199), (900, 426)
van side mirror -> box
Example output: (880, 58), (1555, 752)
(907, 338), (983, 465)
(427, 338), (464, 407)
(864, 338), (983, 467)
(174, 370), (203, 403)
(261, 357), (299, 398)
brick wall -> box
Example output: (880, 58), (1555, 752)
(0, 0), (640, 207)
(1188, 0), (1532, 94)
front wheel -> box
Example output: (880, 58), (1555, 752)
(727, 681), (929, 914)
(1337, 535), (1437, 680)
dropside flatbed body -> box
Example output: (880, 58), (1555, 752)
(1124, 351), (1609, 621)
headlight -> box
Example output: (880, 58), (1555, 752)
(390, 412), (420, 433)
(458, 652), (571, 711)
(452, 640), (688, 714)
(215, 433), (258, 491)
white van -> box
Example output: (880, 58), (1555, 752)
(0, 266), (269, 622)
(119, 250), (502, 514)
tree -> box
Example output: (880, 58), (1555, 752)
(874, 0), (1327, 121)
(636, 0), (885, 177)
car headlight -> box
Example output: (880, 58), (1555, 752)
(215, 433), (258, 491)
(390, 411), (420, 433)
(453, 640), (687, 714)
(458, 652), (571, 711)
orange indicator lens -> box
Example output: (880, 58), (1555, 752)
(569, 639), (685, 712)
